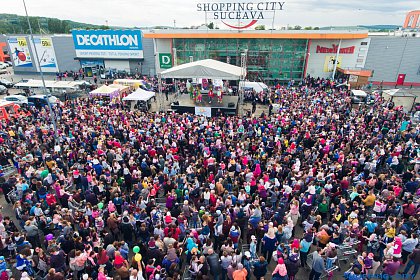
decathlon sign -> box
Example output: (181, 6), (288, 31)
(197, 1), (285, 29)
(72, 30), (143, 59)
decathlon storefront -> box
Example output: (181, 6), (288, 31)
(72, 29), (145, 77)
(145, 30), (370, 82)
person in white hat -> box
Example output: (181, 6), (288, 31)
(250, 235), (257, 259)
(20, 271), (32, 280)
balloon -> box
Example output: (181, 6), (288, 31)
(40, 170), (49, 179)
(45, 234), (54, 241)
(134, 253), (142, 262)
(133, 246), (140, 254)
(18, 52), (26, 61)
(97, 202), (104, 209)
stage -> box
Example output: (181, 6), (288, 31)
(171, 94), (239, 117)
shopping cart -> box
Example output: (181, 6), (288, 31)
(321, 266), (339, 280)
(306, 252), (339, 279)
(337, 242), (359, 270)
(7, 190), (18, 204)
(1, 165), (17, 178)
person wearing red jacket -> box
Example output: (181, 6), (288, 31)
(46, 193), (57, 206)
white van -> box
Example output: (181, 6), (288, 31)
(241, 81), (269, 93)
(351, 90), (368, 104)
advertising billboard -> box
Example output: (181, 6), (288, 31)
(323, 56), (342, 72)
(8, 37), (33, 68)
(72, 29), (143, 59)
(33, 37), (58, 72)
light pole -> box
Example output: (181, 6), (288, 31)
(239, 50), (248, 116)
(331, 39), (342, 81)
(23, 0), (59, 148)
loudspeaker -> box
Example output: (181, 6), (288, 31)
(228, 102), (235, 108)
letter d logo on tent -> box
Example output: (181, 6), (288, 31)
(159, 53), (172, 69)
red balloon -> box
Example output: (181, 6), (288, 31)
(17, 52), (26, 61)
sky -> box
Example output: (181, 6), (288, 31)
(2, 0), (418, 29)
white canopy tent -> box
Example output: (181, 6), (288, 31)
(89, 85), (120, 99)
(351, 89), (368, 97)
(122, 88), (156, 102)
(383, 89), (416, 98)
(15, 79), (89, 89)
(160, 59), (243, 80)
(123, 88), (156, 110)
(383, 89), (417, 112)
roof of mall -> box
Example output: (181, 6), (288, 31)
(142, 29), (368, 40)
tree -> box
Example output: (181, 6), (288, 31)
(314, 27), (320, 30)
(255, 25), (266, 30)
(304, 26), (313, 30)
(207, 22), (214, 29)
(293, 25), (302, 30)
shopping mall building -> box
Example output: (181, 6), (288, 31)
(0, 28), (419, 86)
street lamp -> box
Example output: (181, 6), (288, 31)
(22, 0), (59, 148)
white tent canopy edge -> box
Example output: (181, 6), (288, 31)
(160, 59), (243, 80)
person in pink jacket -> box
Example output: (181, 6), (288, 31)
(272, 257), (288, 279)
(392, 236), (402, 258)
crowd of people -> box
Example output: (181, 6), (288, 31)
(0, 76), (419, 280)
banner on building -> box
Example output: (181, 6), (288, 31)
(8, 37), (33, 68)
(33, 37), (58, 72)
(72, 29), (143, 59)
(195, 106), (212, 117)
(323, 56), (342, 73)
(159, 53), (172, 69)
(348, 74), (358, 83)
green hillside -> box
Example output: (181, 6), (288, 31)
(0, 13), (111, 34)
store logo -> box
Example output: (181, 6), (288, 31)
(197, 1), (285, 29)
(316, 44), (355, 54)
(159, 53), (172, 69)
(75, 34), (139, 47)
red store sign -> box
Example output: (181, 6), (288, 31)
(316, 44), (355, 54)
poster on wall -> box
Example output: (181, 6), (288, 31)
(349, 75), (358, 83)
(195, 107), (212, 117)
(8, 37), (33, 68)
(323, 56), (342, 72)
(33, 37), (58, 72)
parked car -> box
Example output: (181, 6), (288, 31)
(0, 100), (30, 121)
(3, 95), (28, 105)
(0, 79), (14, 88)
(27, 95), (58, 108)
(0, 85), (7, 94)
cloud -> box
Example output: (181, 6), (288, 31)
(301, 0), (418, 13)
(0, 0), (417, 28)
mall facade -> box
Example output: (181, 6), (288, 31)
(146, 30), (371, 82)
(0, 29), (419, 86)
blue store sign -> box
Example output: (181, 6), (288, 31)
(72, 29), (143, 59)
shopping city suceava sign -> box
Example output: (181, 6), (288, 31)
(197, 1), (285, 29)
(72, 29), (143, 59)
